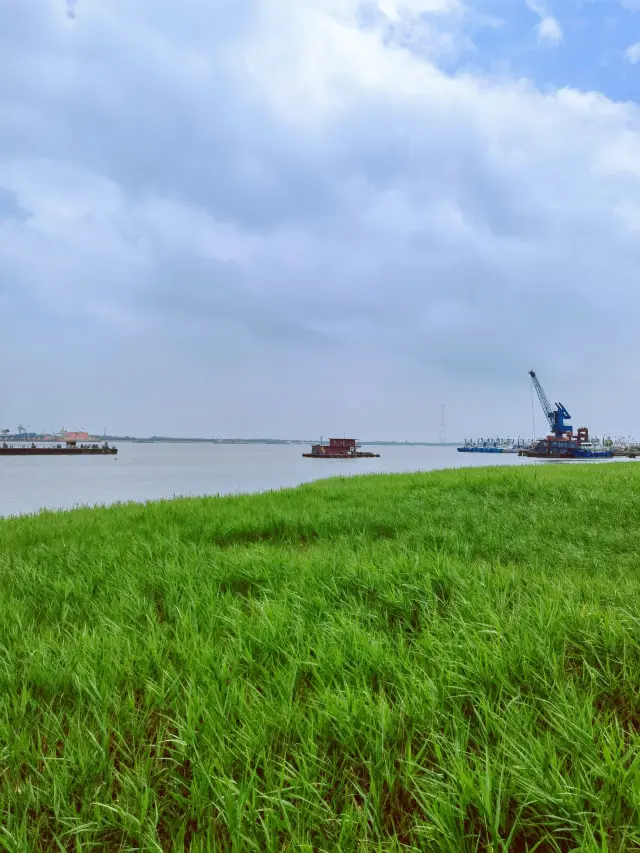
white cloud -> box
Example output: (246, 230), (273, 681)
(526, 1), (563, 44)
(625, 42), (640, 63)
(378, 0), (461, 19)
(240, 0), (469, 123)
(537, 15), (563, 44)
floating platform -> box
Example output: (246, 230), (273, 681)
(0, 441), (117, 456)
(518, 429), (612, 460)
(303, 438), (380, 459)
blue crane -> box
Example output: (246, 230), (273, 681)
(529, 370), (572, 437)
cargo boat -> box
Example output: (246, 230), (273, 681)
(518, 428), (612, 460)
(0, 440), (118, 456)
(303, 438), (380, 459)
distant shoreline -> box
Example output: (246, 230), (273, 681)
(2, 435), (460, 446)
(114, 438), (461, 446)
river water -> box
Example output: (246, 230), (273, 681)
(0, 441), (605, 518)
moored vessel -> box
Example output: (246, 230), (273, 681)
(303, 438), (380, 459)
(457, 438), (528, 454)
(457, 445), (504, 454)
(0, 440), (118, 456)
(519, 428), (612, 460)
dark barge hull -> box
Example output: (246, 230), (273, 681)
(0, 447), (117, 456)
(519, 451), (574, 459)
(518, 450), (612, 459)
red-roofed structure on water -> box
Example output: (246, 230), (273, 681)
(303, 438), (380, 459)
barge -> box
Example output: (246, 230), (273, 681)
(518, 428), (612, 460)
(0, 440), (118, 456)
(303, 438), (380, 459)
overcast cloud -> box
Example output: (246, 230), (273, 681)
(1, 0), (640, 439)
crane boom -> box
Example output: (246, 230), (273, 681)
(528, 370), (572, 437)
(528, 371), (554, 429)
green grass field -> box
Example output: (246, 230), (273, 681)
(2, 464), (640, 851)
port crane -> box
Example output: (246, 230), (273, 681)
(529, 370), (572, 437)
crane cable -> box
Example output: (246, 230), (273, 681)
(530, 375), (536, 441)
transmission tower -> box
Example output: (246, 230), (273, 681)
(439, 404), (447, 444)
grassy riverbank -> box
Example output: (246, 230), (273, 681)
(2, 464), (640, 851)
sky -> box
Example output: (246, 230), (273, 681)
(1, 0), (639, 441)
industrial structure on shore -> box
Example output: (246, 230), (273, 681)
(0, 427), (95, 442)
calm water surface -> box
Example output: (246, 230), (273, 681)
(0, 442), (606, 518)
